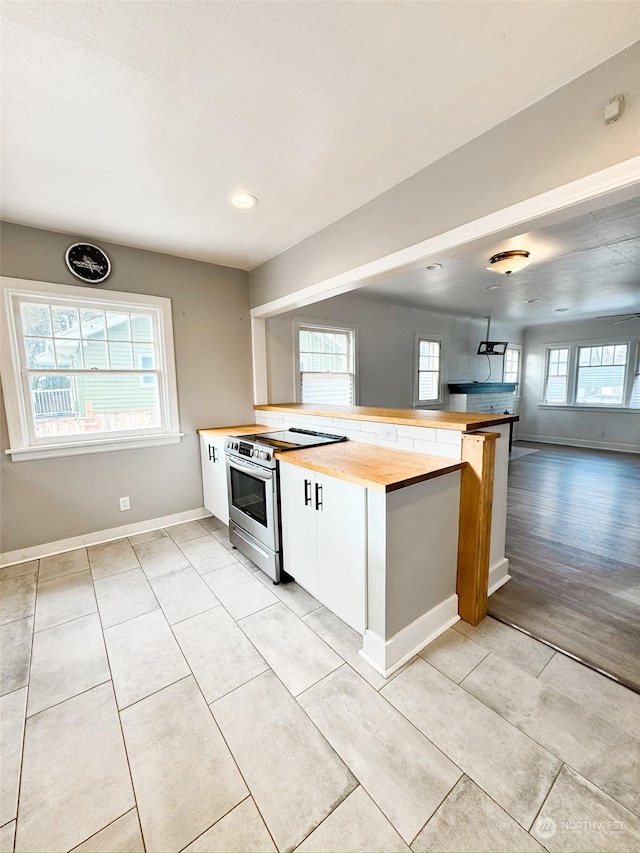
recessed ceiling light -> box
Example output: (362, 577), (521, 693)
(555, 308), (570, 313)
(484, 284), (500, 291)
(229, 191), (258, 209)
(424, 263), (442, 271)
(525, 299), (540, 304)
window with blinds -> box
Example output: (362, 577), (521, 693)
(415, 337), (441, 405)
(298, 325), (355, 405)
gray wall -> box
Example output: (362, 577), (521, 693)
(520, 317), (640, 452)
(266, 290), (522, 408)
(1, 222), (254, 553)
(250, 43), (640, 308)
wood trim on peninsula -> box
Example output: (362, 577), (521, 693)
(457, 431), (499, 625)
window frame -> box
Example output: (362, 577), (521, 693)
(413, 332), (443, 407)
(0, 277), (182, 461)
(539, 336), (640, 411)
(502, 344), (522, 397)
(293, 317), (358, 406)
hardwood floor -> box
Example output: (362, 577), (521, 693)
(489, 442), (640, 692)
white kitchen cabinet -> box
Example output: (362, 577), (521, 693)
(199, 433), (228, 524)
(279, 461), (366, 633)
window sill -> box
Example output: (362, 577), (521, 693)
(538, 404), (638, 413)
(6, 433), (183, 462)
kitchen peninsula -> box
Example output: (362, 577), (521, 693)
(200, 404), (517, 677)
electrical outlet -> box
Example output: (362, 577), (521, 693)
(119, 496), (130, 511)
(381, 427), (397, 441)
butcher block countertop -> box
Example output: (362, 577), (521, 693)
(255, 403), (518, 431)
(198, 424), (275, 438)
(276, 441), (465, 493)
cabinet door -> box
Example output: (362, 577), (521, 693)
(316, 475), (366, 633)
(279, 462), (318, 595)
(200, 435), (229, 524)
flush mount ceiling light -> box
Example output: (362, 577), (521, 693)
(424, 263), (442, 271)
(487, 250), (531, 275)
(228, 191), (258, 209)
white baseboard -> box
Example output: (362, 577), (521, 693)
(517, 434), (640, 455)
(0, 508), (211, 568)
(488, 557), (511, 596)
(360, 594), (459, 678)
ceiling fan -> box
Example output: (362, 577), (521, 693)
(596, 312), (640, 324)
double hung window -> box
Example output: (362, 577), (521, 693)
(297, 323), (356, 405)
(542, 339), (639, 409)
(503, 345), (521, 388)
(414, 336), (442, 406)
(0, 278), (181, 460)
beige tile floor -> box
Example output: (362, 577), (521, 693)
(1, 517), (640, 853)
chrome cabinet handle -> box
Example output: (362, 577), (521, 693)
(315, 482), (323, 511)
(304, 479), (312, 506)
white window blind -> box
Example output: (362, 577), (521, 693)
(298, 326), (355, 405)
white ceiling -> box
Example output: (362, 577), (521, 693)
(358, 196), (640, 325)
(2, 2), (640, 271)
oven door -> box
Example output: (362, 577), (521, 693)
(226, 456), (278, 552)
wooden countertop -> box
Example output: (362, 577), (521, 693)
(256, 403), (518, 431)
(198, 424), (275, 438)
(276, 441), (465, 493)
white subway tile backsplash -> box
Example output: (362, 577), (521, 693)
(332, 418), (360, 431)
(347, 430), (377, 445)
(378, 437), (414, 451)
(396, 425), (437, 442)
(359, 421), (388, 434)
(412, 439), (441, 456)
(436, 429), (463, 446)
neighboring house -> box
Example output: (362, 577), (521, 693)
(27, 307), (157, 432)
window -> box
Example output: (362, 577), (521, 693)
(576, 344), (627, 406)
(503, 345), (521, 389)
(540, 338), (639, 409)
(414, 335), (441, 405)
(0, 278), (181, 460)
(544, 347), (569, 404)
(296, 322), (356, 405)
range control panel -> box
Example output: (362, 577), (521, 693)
(225, 439), (272, 462)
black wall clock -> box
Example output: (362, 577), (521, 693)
(65, 243), (111, 284)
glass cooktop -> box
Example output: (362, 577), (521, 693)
(244, 427), (347, 451)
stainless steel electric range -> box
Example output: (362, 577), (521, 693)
(224, 428), (347, 582)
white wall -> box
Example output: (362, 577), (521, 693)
(266, 290), (522, 409)
(251, 44), (640, 309)
(0, 223), (254, 553)
(520, 317), (640, 452)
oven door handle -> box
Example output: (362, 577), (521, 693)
(226, 458), (273, 481)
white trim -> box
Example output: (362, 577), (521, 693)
(294, 317), (359, 406)
(251, 317), (269, 405)
(0, 277), (181, 459)
(250, 157), (640, 319)
(413, 332), (443, 407)
(359, 594), (459, 677)
(0, 507), (211, 568)
(488, 558), (511, 596)
(517, 434), (640, 454)
(6, 432), (184, 462)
